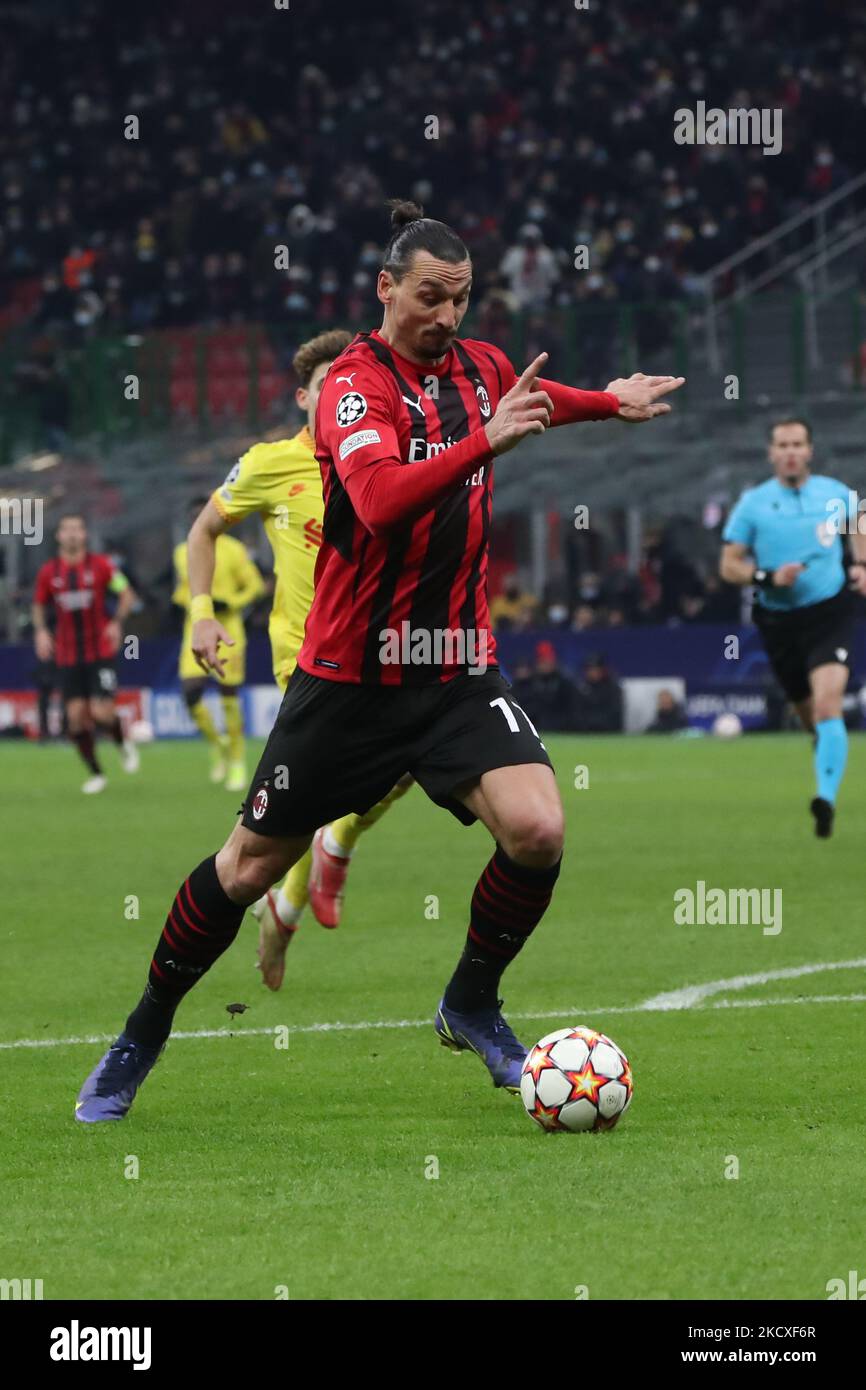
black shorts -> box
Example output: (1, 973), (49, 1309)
(241, 666), (554, 837)
(58, 661), (118, 701)
(754, 589), (854, 703)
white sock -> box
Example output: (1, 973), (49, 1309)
(323, 825), (352, 859)
(274, 889), (302, 927)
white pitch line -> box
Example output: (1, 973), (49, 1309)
(707, 992), (866, 1010)
(639, 957), (866, 1011)
(2, 961), (865, 1052)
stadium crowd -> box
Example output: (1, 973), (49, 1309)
(491, 517), (742, 636)
(1, 0), (864, 347)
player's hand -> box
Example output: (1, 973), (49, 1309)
(772, 562), (806, 587)
(191, 617), (235, 677)
(484, 353), (554, 456)
(103, 619), (122, 654)
(605, 372), (685, 423)
(35, 628), (53, 662)
(848, 564), (866, 596)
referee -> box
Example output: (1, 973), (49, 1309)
(720, 418), (866, 837)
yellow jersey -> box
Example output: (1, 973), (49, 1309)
(173, 533), (264, 685)
(211, 427), (323, 689)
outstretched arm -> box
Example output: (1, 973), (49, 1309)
(340, 358), (685, 537)
(493, 344), (684, 425)
(538, 378), (619, 424)
(598, 372), (685, 423)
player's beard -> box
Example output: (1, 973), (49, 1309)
(416, 328), (454, 360)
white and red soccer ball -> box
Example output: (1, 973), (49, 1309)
(520, 1025), (633, 1133)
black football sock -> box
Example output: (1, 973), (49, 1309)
(71, 729), (102, 775)
(100, 714), (125, 746)
(124, 855), (246, 1049)
(443, 845), (562, 1014)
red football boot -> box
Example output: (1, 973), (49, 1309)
(308, 826), (350, 928)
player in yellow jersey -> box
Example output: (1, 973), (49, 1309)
(173, 498), (265, 792)
(184, 329), (412, 988)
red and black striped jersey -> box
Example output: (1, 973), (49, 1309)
(299, 329), (617, 686)
(299, 330), (507, 686)
(34, 552), (116, 666)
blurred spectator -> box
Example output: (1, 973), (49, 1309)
(1, 0), (858, 343)
(508, 659), (535, 711)
(546, 601), (571, 628)
(11, 350), (70, 450)
(490, 573), (538, 631)
(500, 226), (560, 309)
(674, 592), (708, 624)
(701, 573), (740, 622)
(517, 640), (579, 732)
(573, 652), (623, 733)
(576, 571), (603, 607)
(474, 289), (520, 354)
(646, 688), (688, 733)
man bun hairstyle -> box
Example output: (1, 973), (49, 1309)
(293, 328), (354, 388)
(382, 197), (469, 282)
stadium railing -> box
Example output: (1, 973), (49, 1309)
(3, 288), (866, 469)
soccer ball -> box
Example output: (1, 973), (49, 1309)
(712, 712), (742, 739)
(520, 1026), (633, 1133)
(130, 719), (155, 744)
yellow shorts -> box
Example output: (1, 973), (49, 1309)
(179, 614), (246, 686)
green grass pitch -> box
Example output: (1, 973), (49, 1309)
(2, 732), (864, 1301)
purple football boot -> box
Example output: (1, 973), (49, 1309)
(75, 1034), (163, 1123)
(434, 998), (526, 1093)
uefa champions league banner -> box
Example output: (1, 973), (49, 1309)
(494, 624), (866, 686)
(2, 623), (865, 738)
(3, 625), (865, 692)
(146, 685), (282, 739)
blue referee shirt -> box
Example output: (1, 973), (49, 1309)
(723, 474), (853, 612)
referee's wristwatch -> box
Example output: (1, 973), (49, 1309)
(753, 567), (775, 589)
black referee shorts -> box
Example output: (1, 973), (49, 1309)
(240, 666), (554, 837)
(754, 588), (854, 704)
